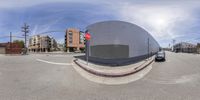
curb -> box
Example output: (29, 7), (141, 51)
(5, 54), (24, 56)
(73, 58), (154, 77)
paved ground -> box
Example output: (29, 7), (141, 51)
(73, 57), (154, 85)
(0, 51), (200, 100)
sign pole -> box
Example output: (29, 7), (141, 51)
(87, 40), (89, 65)
(148, 38), (149, 60)
(85, 31), (91, 66)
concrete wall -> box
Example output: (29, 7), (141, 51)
(86, 21), (160, 59)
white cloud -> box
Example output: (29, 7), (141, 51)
(0, 0), (100, 9)
(117, 3), (197, 40)
(1, 0), (200, 47)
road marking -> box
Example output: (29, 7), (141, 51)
(36, 59), (72, 66)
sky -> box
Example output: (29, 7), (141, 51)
(0, 0), (200, 47)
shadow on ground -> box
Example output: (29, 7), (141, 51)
(74, 55), (154, 67)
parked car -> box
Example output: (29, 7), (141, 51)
(155, 51), (166, 61)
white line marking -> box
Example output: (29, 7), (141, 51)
(36, 59), (72, 66)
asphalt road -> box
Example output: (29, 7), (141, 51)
(0, 51), (200, 100)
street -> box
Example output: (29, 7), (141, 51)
(0, 51), (200, 100)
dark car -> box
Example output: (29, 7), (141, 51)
(155, 51), (166, 61)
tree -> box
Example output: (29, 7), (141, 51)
(13, 40), (24, 48)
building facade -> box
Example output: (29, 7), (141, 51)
(0, 43), (7, 54)
(65, 28), (85, 52)
(29, 35), (58, 52)
(50, 37), (58, 51)
(86, 21), (160, 65)
(173, 42), (197, 53)
(196, 43), (200, 54)
(28, 35), (41, 52)
(0, 42), (22, 54)
(40, 36), (51, 52)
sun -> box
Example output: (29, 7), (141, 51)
(149, 15), (170, 32)
(156, 18), (166, 26)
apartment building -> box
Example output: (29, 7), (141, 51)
(197, 43), (200, 54)
(28, 35), (58, 52)
(40, 36), (51, 52)
(50, 37), (58, 51)
(173, 42), (197, 53)
(65, 28), (85, 52)
(28, 35), (41, 52)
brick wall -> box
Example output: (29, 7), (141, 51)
(5, 43), (22, 54)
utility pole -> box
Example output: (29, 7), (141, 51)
(22, 23), (29, 54)
(10, 32), (12, 53)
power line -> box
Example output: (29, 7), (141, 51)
(0, 36), (10, 39)
(0, 30), (64, 40)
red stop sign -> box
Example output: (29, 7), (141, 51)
(85, 33), (91, 40)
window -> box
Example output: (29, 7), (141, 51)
(79, 32), (84, 44)
(68, 32), (73, 44)
(69, 32), (73, 35)
(69, 40), (73, 44)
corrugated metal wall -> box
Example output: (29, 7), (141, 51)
(86, 21), (160, 58)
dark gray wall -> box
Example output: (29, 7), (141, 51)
(90, 44), (129, 59)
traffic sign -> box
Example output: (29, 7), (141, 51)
(85, 33), (91, 40)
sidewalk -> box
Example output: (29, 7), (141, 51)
(29, 51), (82, 55)
(74, 57), (154, 77)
